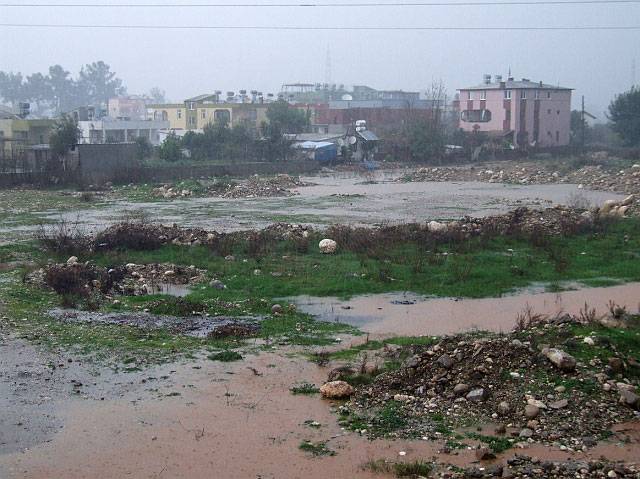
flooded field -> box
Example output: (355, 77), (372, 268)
(0, 170), (623, 243)
(290, 282), (640, 336)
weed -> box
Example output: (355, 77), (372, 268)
(466, 432), (513, 453)
(290, 383), (320, 395)
(207, 350), (243, 362)
(299, 440), (335, 456)
(364, 459), (433, 478)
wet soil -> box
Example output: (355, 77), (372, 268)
(47, 308), (263, 338)
(289, 282), (640, 336)
(0, 341), (637, 479)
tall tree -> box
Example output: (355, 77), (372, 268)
(24, 73), (51, 113)
(47, 65), (75, 114)
(148, 87), (167, 104)
(266, 100), (308, 134)
(0, 72), (25, 107)
(78, 61), (125, 106)
(608, 87), (640, 146)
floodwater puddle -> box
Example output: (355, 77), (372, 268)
(289, 282), (640, 336)
(152, 282), (192, 297)
(47, 308), (262, 338)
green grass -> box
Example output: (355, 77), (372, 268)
(364, 459), (433, 478)
(299, 440), (335, 456)
(84, 218), (640, 301)
(466, 432), (513, 453)
(290, 383), (320, 394)
(207, 350), (243, 362)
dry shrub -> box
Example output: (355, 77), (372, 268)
(514, 303), (547, 331)
(95, 222), (163, 251)
(579, 302), (598, 324)
(208, 323), (260, 339)
(246, 230), (278, 259)
(607, 300), (627, 319)
(44, 263), (112, 296)
(37, 220), (92, 255)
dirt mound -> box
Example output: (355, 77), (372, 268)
(95, 223), (214, 250)
(342, 320), (639, 450)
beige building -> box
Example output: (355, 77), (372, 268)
(0, 113), (56, 155)
(149, 94), (269, 133)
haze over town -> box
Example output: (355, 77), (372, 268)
(1, 0), (639, 115)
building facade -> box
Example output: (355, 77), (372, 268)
(108, 96), (148, 120)
(457, 76), (572, 148)
(148, 94), (269, 133)
(78, 118), (170, 146)
(0, 116), (56, 155)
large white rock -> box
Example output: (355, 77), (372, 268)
(427, 221), (447, 233)
(319, 238), (337, 254)
(320, 380), (354, 399)
(66, 256), (78, 265)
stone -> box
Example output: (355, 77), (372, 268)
(527, 398), (547, 409)
(554, 385), (566, 393)
(475, 446), (493, 460)
(466, 388), (489, 402)
(319, 239), (337, 254)
(620, 194), (635, 207)
(224, 255), (235, 261)
(549, 399), (569, 409)
(497, 401), (511, 415)
(271, 304), (283, 314)
(437, 353), (454, 369)
(608, 357), (624, 373)
(583, 337), (595, 346)
(453, 383), (470, 396)
(164, 270), (175, 277)
(526, 420), (539, 429)
(209, 279), (226, 290)
(66, 256), (78, 265)
(619, 389), (639, 409)
(545, 348), (577, 372)
(320, 381), (354, 399)
(519, 428), (533, 439)
(524, 404), (540, 419)
(427, 221), (447, 233)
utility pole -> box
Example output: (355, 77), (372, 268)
(581, 95), (586, 150)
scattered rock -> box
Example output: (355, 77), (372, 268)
(320, 381), (354, 399)
(319, 239), (337, 254)
(544, 348), (577, 372)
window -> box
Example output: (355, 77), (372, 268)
(480, 90), (486, 100)
(461, 109), (492, 122)
(557, 110), (560, 115)
(504, 90), (511, 100)
(214, 109), (231, 124)
(547, 92), (551, 99)
(556, 131), (560, 142)
(468, 91), (472, 100)
(520, 90), (527, 100)
(177, 109), (182, 119)
(534, 90), (540, 100)
(188, 102), (196, 111)
(547, 109), (551, 115)
(201, 110), (206, 119)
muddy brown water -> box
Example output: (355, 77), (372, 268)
(1, 351), (638, 479)
(290, 282), (640, 336)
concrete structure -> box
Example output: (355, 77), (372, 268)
(0, 115), (56, 155)
(148, 94), (269, 133)
(457, 76), (572, 148)
(108, 96), (147, 120)
(78, 118), (170, 146)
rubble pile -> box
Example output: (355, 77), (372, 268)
(401, 159), (640, 197)
(34, 260), (206, 297)
(151, 174), (311, 200)
(342, 319), (639, 450)
(439, 456), (640, 478)
(95, 222), (216, 249)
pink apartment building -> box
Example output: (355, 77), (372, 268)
(457, 75), (572, 148)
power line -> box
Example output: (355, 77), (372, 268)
(0, 22), (638, 30)
(1, 0), (640, 6)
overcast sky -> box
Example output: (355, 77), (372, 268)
(1, 0), (639, 116)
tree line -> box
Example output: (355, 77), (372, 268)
(0, 61), (166, 116)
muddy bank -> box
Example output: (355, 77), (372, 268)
(47, 309), (263, 338)
(290, 282), (640, 336)
(1, 348), (638, 479)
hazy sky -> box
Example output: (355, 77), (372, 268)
(1, 0), (639, 116)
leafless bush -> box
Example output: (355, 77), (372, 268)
(567, 191), (591, 210)
(94, 214), (162, 251)
(514, 303), (547, 331)
(579, 302), (598, 324)
(36, 219), (92, 255)
(44, 263), (112, 296)
(607, 300), (627, 319)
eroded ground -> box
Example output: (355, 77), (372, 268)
(1, 164), (639, 478)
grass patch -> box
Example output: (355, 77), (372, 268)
(207, 350), (243, 362)
(364, 459), (433, 478)
(299, 440), (335, 456)
(466, 432), (513, 453)
(290, 383), (320, 395)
